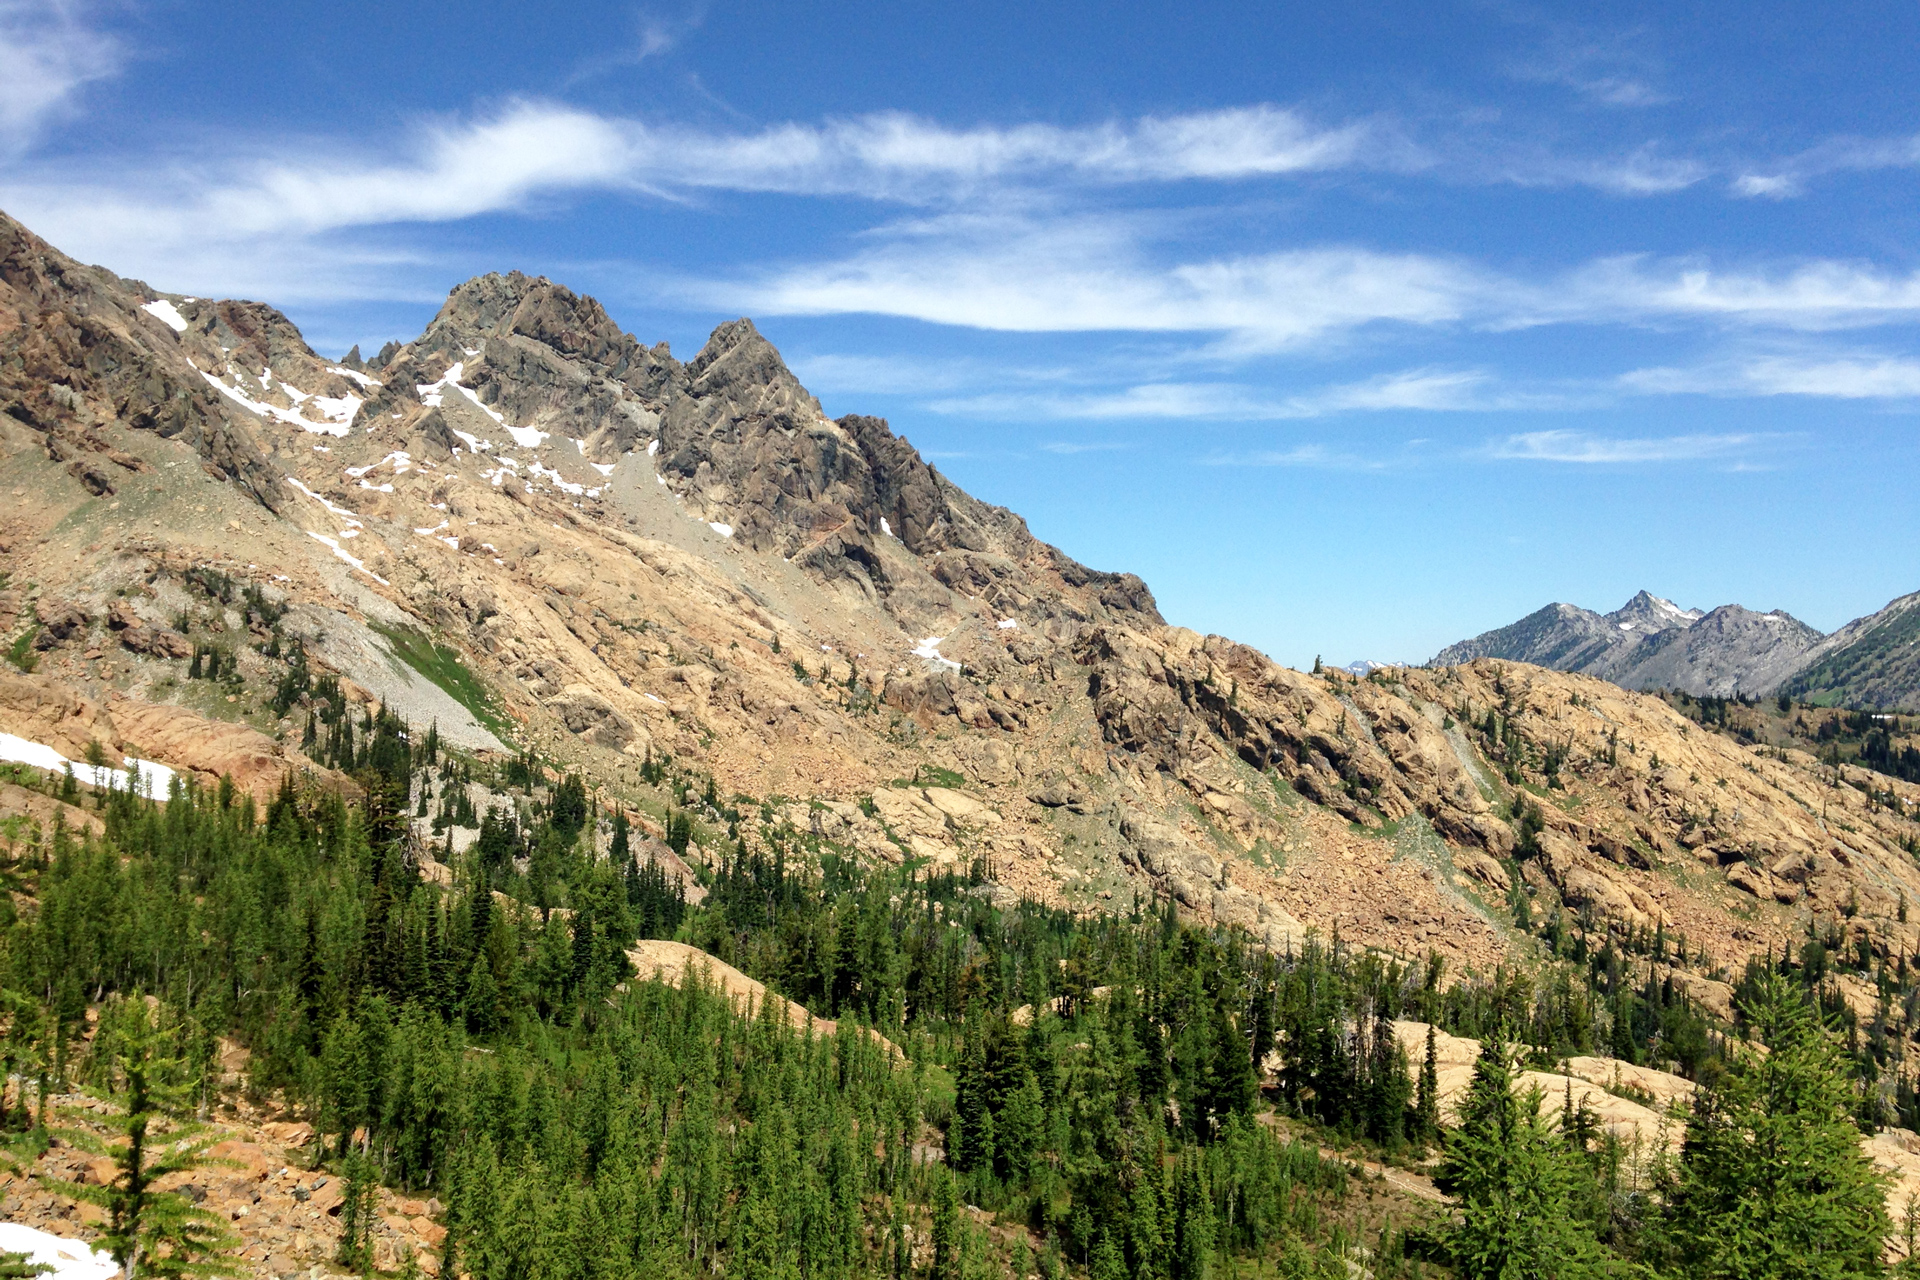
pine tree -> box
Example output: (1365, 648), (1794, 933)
(951, 1024), (993, 1173)
(44, 1001), (241, 1278)
(318, 1012), (368, 1157)
(463, 953), (503, 1037)
(610, 810), (630, 864)
(1365, 1011), (1413, 1147)
(1416, 1023), (1442, 1142)
(335, 1151), (379, 1274)
(930, 1168), (960, 1280)
(0, 1250), (45, 1278)
(1436, 1027), (1608, 1280)
(997, 1070), (1044, 1184)
(1658, 973), (1890, 1280)
(1170, 1150), (1215, 1280)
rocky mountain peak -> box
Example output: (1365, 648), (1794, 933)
(1607, 590), (1702, 634)
(415, 271), (651, 372)
(0, 208), (286, 512)
(200, 299), (323, 374)
(1434, 587), (1858, 699)
(679, 316), (822, 422)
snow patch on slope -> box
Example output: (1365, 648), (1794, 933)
(0, 1224), (116, 1278)
(0, 733), (176, 799)
(912, 637), (961, 670)
(199, 368), (355, 437)
(140, 299), (187, 332)
(307, 531), (388, 584)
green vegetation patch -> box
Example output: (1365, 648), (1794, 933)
(5, 629), (38, 673)
(370, 623), (512, 739)
(890, 763), (966, 789)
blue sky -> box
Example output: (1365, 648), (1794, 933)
(4, 0), (1918, 667)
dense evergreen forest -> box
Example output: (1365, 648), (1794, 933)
(0, 714), (1909, 1279)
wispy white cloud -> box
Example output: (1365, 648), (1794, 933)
(10, 99), (1381, 242)
(0, 99), (1390, 299)
(927, 368), (1574, 421)
(563, 3), (710, 87)
(731, 214), (1485, 353)
(1488, 430), (1761, 463)
(1039, 440), (1131, 454)
(1538, 146), (1703, 195)
(1199, 443), (1396, 470)
(1521, 256), (1920, 332)
(1507, 27), (1673, 109)
(1299, 368), (1502, 414)
(1731, 133), (1920, 200)
(1621, 352), (1920, 399)
(11, 89), (1920, 391)
(0, 0), (120, 153)
(735, 215), (1920, 355)
(634, 2), (705, 61)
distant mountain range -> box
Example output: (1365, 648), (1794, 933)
(1432, 588), (1920, 710)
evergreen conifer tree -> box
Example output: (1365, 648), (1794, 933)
(463, 954), (503, 1037)
(1437, 1027), (1608, 1280)
(610, 810), (630, 864)
(930, 1168), (960, 1280)
(1658, 973), (1890, 1280)
(335, 1151), (379, 1274)
(1416, 1023), (1441, 1142)
(44, 1001), (241, 1278)
(0, 1250), (46, 1278)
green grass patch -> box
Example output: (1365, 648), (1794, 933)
(5, 630), (37, 674)
(371, 623), (513, 740)
(1349, 812), (1402, 839)
(889, 764), (965, 789)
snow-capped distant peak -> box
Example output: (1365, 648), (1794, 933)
(1650, 595), (1702, 621)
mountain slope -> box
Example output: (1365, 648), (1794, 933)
(1433, 590), (1826, 697)
(2, 205), (1918, 994)
(1786, 590), (1920, 711)
(1431, 600), (1623, 671)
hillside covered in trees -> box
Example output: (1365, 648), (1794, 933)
(0, 720), (1910, 1280)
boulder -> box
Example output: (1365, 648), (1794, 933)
(1455, 849), (1511, 894)
(32, 599), (89, 648)
(1558, 864), (1657, 931)
(547, 683), (635, 748)
(121, 624), (192, 659)
(1726, 861), (1773, 900)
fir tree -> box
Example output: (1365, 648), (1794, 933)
(335, 1151), (379, 1274)
(463, 953), (503, 1038)
(1437, 1027), (1608, 1280)
(1416, 1022), (1441, 1142)
(930, 1167), (960, 1280)
(0, 1250), (46, 1278)
(44, 1001), (240, 1278)
(1658, 973), (1890, 1280)
(610, 809), (630, 864)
